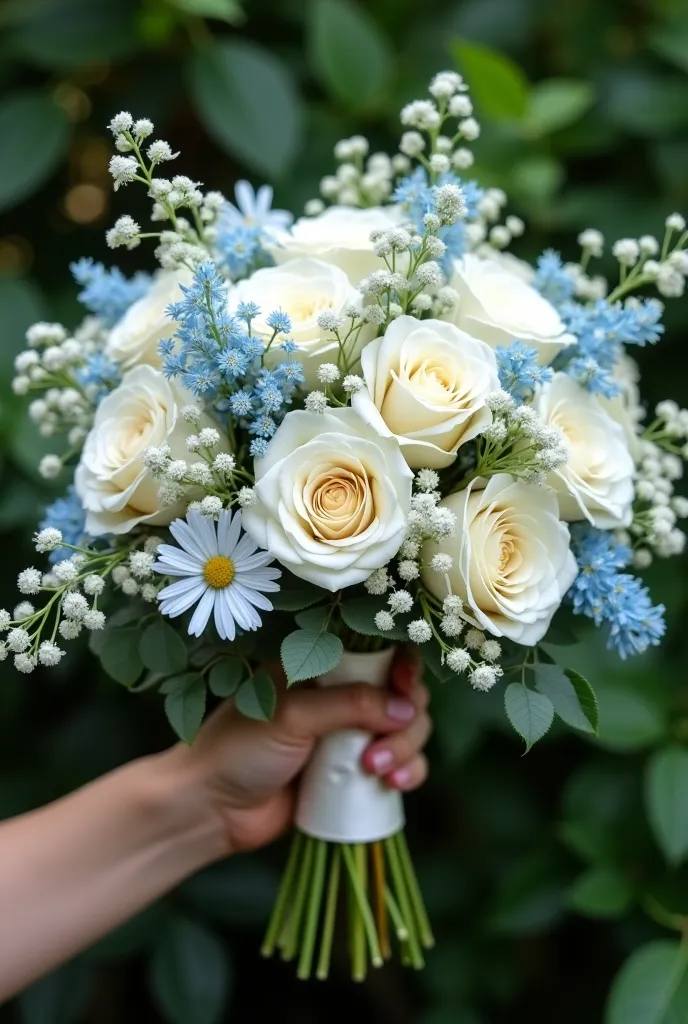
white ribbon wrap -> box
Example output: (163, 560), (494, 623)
(295, 647), (405, 844)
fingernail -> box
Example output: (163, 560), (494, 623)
(386, 697), (415, 722)
(370, 749), (393, 773)
(391, 767), (411, 788)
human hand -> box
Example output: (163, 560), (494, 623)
(166, 650), (431, 856)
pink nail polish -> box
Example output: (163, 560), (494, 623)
(370, 749), (393, 773)
(392, 767), (411, 788)
(386, 697), (415, 722)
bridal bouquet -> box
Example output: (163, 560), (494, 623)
(3, 68), (687, 981)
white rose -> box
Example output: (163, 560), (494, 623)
(266, 205), (402, 284)
(75, 365), (214, 535)
(352, 316), (499, 469)
(242, 407), (413, 590)
(601, 354), (643, 462)
(445, 253), (575, 363)
(227, 259), (374, 386)
(475, 245), (535, 283)
(533, 372), (635, 528)
(106, 268), (191, 370)
(423, 475), (577, 646)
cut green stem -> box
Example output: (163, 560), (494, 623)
(298, 839), (327, 980)
(395, 831), (435, 949)
(261, 831), (303, 957)
(281, 835), (314, 961)
(316, 845), (341, 981)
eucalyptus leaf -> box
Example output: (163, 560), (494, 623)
(208, 659), (244, 698)
(188, 39), (302, 177)
(281, 629), (343, 684)
(164, 675), (206, 742)
(235, 670), (276, 721)
(0, 92), (70, 212)
(605, 940), (688, 1024)
(139, 619), (188, 675)
(527, 79), (595, 137)
(150, 917), (231, 1024)
(340, 597), (406, 639)
(309, 0), (393, 110)
(568, 866), (633, 918)
(294, 605), (332, 631)
(504, 683), (554, 751)
(645, 745), (688, 865)
(451, 37), (530, 120)
(100, 628), (143, 688)
(534, 664), (598, 734)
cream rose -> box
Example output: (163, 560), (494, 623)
(75, 365), (213, 535)
(227, 259), (373, 385)
(242, 408), (413, 590)
(266, 205), (402, 284)
(533, 372), (635, 528)
(445, 253), (575, 363)
(601, 354), (643, 462)
(352, 316), (499, 469)
(422, 475), (577, 646)
(106, 268), (192, 370)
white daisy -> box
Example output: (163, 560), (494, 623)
(153, 510), (281, 640)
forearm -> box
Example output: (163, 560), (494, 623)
(0, 747), (227, 1001)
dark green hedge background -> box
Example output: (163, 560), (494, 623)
(1, 0), (688, 1021)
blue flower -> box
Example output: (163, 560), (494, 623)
(496, 341), (553, 403)
(250, 438), (269, 458)
(568, 525), (665, 658)
(534, 250), (576, 307)
(265, 310), (292, 334)
(39, 487), (88, 563)
(215, 223), (263, 280)
(70, 259), (150, 327)
(223, 180), (292, 233)
(75, 352), (121, 403)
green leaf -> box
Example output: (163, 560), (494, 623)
(504, 683), (554, 751)
(167, 0), (244, 23)
(645, 746), (688, 865)
(100, 627), (144, 688)
(0, 92), (70, 213)
(510, 155), (564, 203)
(188, 40), (302, 178)
(451, 38), (530, 121)
(164, 675), (206, 742)
(340, 597), (406, 639)
(208, 660), (244, 698)
(11, 0), (141, 69)
(19, 958), (93, 1024)
(234, 670), (276, 721)
(0, 275), (45, 380)
(294, 605), (331, 631)
(139, 620), (188, 675)
(605, 940), (688, 1024)
(650, 25), (688, 74)
(568, 866), (633, 918)
(527, 79), (595, 137)
(596, 687), (668, 752)
(281, 629), (343, 684)
(534, 664), (598, 734)
(309, 0), (393, 110)
(271, 573), (325, 611)
(181, 859), (278, 926)
(150, 917), (231, 1024)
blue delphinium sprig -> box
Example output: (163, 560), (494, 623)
(496, 341), (553, 404)
(533, 250), (576, 307)
(39, 486), (88, 563)
(568, 524), (666, 659)
(161, 262), (304, 447)
(394, 167), (481, 269)
(214, 181), (292, 281)
(75, 352), (121, 403)
(70, 259), (150, 327)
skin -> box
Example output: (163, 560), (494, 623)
(0, 652), (430, 1001)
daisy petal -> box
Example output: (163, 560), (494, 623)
(214, 587), (235, 640)
(226, 585), (261, 631)
(233, 581), (274, 612)
(160, 581), (207, 617)
(169, 518), (210, 562)
(187, 510), (219, 558)
(233, 550), (276, 572)
(159, 576), (204, 601)
(188, 587), (216, 637)
(155, 546), (202, 573)
(220, 589), (237, 641)
(230, 532), (258, 563)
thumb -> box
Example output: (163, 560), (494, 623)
(275, 683), (418, 741)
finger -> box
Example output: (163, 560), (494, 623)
(385, 754), (428, 791)
(390, 647), (423, 695)
(276, 683), (418, 741)
(362, 711), (432, 776)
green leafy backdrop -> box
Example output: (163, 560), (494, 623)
(1, 0), (688, 1020)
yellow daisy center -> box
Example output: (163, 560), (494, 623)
(203, 555), (235, 589)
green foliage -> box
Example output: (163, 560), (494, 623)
(645, 745), (688, 865)
(340, 595), (407, 638)
(139, 620), (189, 675)
(234, 670), (276, 721)
(452, 38), (530, 120)
(150, 917), (231, 1024)
(504, 683), (554, 750)
(167, 0), (243, 23)
(281, 629), (343, 683)
(188, 40), (302, 178)
(207, 659), (244, 698)
(270, 573), (324, 611)
(568, 866), (633, 918)
(309, 0), (393, 110)
(605, 940), (688, 1024)
(534, 664), (598, 734)
(0, 93), (70, 212)
(163, 674), (207, 742)
(526, 79), (595, 137)
(100, 627), (144, 687)
(18, 958), (92, 1024)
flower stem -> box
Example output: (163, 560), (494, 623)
(298, 839), (327, 980)
(384, 834), (424, 969)
(316, 845), (341, 981)
(395, 831), (434, 948)
(281, 835), (314, 961)
(260, 831), (303, 957)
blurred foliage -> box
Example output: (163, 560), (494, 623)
(1, 0), (688, 1021)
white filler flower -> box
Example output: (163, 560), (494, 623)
(154, 509), (281, 639)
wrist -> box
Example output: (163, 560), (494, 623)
(136, 745), (231, 869)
